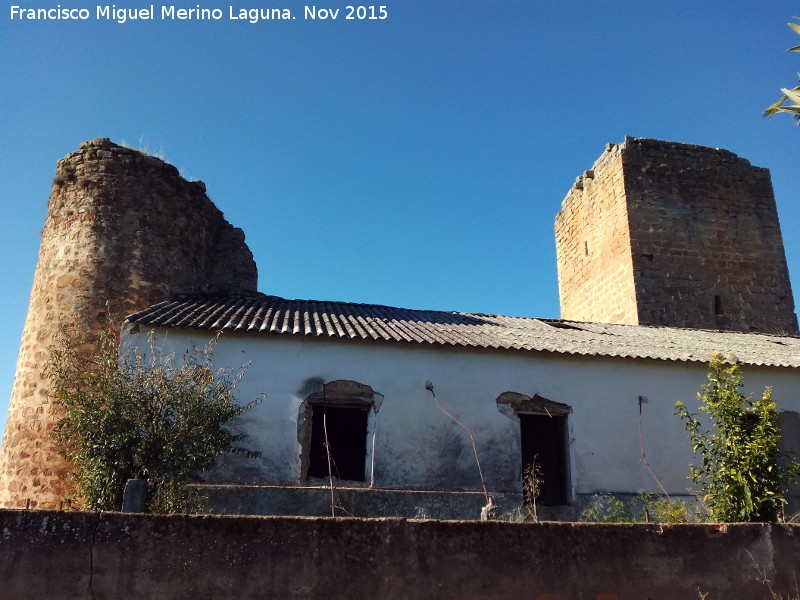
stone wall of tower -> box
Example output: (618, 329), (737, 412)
(0, 138), (258, 509)
(555, 144), (638, 325)
(623, 139), (797, 333)
(556, 137), (798, 334)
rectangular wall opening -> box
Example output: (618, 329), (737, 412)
(308, 405), (369, 481)
(520, 414), (568, 506)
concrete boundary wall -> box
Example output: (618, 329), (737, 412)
(1, 509), (799, 599)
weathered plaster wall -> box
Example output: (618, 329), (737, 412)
(0, 138), (257, 509)
(122, 326), (800, 516)
(556, 138), (798, 334)
(2, 509), (799, 600)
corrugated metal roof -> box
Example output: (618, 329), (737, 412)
(124, 295), (800, 368)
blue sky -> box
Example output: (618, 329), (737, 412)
(1, 1), (799, 433)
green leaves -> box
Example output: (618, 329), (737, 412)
(49, 328), (262, 513)
(581, 492), (689, 524)
(675, 357), (799, 522)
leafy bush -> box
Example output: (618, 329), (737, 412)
(581, 495), (633, 523)
(49, 328), (262, 513)
(633, 492), (690, 524)
(676, 357), (799, 522)
(581, 492), (690, 523)
(647, 497), (690, 523)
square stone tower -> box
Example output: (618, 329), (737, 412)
(555, 137), (798, 334)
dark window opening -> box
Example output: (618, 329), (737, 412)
(520, 414), (568, 506)
(308, 405), (368, 481)
(714, 295), (723, 315)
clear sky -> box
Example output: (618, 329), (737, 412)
(1, 1), (799, 433)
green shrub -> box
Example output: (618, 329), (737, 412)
(581, 492), (690, 523)
(676, 357), (799, 522)
(581, 495), (632, 523)
(646, 496), (690, 524)
(49, 328), (262, 513)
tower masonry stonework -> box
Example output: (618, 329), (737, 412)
(556, 137), (798, 334)
(0, 138), (257, 509)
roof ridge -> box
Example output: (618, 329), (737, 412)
(171, 292), (471, 317)
(124, 296), (800, 368)
(152, 295), (800, 341)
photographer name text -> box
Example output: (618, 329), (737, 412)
(9, 4), (388, 23)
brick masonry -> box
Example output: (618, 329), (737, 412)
(556, 137), (798, 334)
(0, 138), (258, 509)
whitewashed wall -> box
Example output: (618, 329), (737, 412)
(121, 325), (800, 500)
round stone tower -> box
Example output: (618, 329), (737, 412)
(0, 138), (258, 508)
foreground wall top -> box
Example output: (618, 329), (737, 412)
(2, 509), (798, 600)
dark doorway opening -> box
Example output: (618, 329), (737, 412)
(308, 405), (368, 481)
(520, 414), (568, 506)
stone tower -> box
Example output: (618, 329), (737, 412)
(0, 138), (258, 509)
(555, 137), (797, 334)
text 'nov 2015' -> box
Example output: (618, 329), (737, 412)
(8, 5), (390, 24)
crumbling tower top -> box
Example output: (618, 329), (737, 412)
(0, 138), (258, 509)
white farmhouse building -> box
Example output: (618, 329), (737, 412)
(121, 295), (800, 519)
